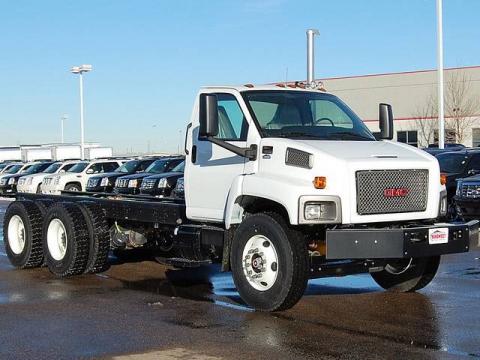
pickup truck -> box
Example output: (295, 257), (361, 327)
(2, 85), (479, 312)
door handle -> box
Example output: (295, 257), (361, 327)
(191, 145), (197, 163)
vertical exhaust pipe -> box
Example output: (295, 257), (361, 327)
(306, 29), (320, 87)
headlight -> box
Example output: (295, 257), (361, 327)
(439, 192), (448, 217)
(157, 178), (169, 188)
(54, 176), (61, 185)
(8, 177), (16, 185)
(100, 177), (109, 186)
(304, 203), (337, 220)
(456, 181), (462, 197)
(27, 177), (33, 185)
(128, 179), (138, 188)
(299, 196), (341, 224)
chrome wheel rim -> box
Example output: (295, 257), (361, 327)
(242, 235), (278, 291)
(47, 219), (68, 261)
(8, 215), (26, 255)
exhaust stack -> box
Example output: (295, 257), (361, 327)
(306, 29), (320, 87)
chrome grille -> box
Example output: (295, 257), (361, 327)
(116, 179), (128, 188)
(87, 178), (99, 188)
(356, 169), (429, 215)
(461, 183), (480, 199)
(285, 148), (312, 169)
(18, 178), (26, 186)
(141, 179), (156, 189)
(44, 178), (52, 186)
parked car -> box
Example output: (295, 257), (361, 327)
(171, 176), (184, 199)
(41, 159), (123, 194)
(0, 162), (22, 176)
(114, 157), (184, 195)
(86, 158), (158, 193)
(0, 161), (54, 195)
(17, 160), (81, 194)
(454, 175), (480, 220)
(140, 161), (184, 197)
(423, 143), (466, 156)
(436, 149), (480, 201)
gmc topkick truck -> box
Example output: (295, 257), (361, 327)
(2, 31), (479, 311)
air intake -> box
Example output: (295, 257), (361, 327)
(285, 148), (313, 169)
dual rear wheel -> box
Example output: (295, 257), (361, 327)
(3, 200), (110, 276)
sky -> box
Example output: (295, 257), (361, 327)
(0, 0), (479, 154)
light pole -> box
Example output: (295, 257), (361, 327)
(436, 0), (445, 149)
(61, 114), (68, 143)
(70, 64), (93, 159)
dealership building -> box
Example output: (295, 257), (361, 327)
(317, 65), (480, 148)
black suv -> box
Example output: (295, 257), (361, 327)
(436, 149), (480, 201)
(454, 175), (480, 220)
(139, 161), (184, 197)
(0, 161), (54, 195)
(114, 157), (184, 195)
(86, 158), (158, 193)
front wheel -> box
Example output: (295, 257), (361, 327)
(371, 256), (440, 292)
(65, 183), (81, 192)
(230, 212), (309, 312)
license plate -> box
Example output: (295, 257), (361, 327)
(429, 227), (449, 244)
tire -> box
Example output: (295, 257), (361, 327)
(230, 212), (309, 312)
(3, 201), (44, 269)
(371, 256), (440, 292)
(65, 183), (81, 192)
(42, 202), (90, 277)
(36, 184), (42, 194)
(78, 202), (111, 273)
(35, 199), (54, 216)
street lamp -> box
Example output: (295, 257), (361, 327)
(70, 64), (93, 159)
(61, 114), (68, 143)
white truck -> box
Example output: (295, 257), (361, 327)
(3, 84), (479, 311)
(21, 147), (52, 162)
(85, 147), (113, 160)
(50, 145), (81, 161)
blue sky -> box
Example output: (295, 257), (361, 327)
(0, 0), (479, 153)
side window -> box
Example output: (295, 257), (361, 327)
(103, 162), (119, 172)
(88, 163), (103, 174)
(166, 160), (181, 171)
(468, 155), (480, 171)
(215, 93), (248, 141)
(138, 161), (152, 171)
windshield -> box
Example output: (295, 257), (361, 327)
(145, 159), (172, 174)
(171, 161), (185, 173)
(116, 160), (140, 173)
(5, 165), (22, 174)
(68, 162), (89, 173)
(243, 91), (375, 141)
(23, 163), (51, 174)
(44, 163), (62, 174)
(437, 153), (469, 173)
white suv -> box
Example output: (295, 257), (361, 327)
(17, 160), (82, 194)
(41, 159), (123, 195)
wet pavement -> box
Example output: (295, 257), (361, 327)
(0, 199), (479, 359)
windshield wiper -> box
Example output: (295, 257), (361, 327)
(278, 132), (325, 139)
(329, 132), (374, 141)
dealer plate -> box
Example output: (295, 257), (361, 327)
(429, 227), (449, 245)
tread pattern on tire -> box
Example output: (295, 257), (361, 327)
(44, 202), (90, 277)
(3, 200), (44, 269)
(79, 201), (111, 274)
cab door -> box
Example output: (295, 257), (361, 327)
(186, 91), (250, 222)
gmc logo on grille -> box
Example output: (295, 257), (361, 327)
(383, 188), (409, 197)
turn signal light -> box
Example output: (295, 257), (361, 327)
(313, 176), (327, 189)
(440, 173), (447, 185)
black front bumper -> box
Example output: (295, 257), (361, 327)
(326, 220), (479, 260)
(0, 185), (15, 195)
(86, 185), (114, 193)
(454, 196), (480, 221)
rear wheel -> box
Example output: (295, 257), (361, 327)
(230, 212), (309, 312)
(43, 203), (90, 277)
(371, 256), (440, 292)
(3, 201), (44, 268)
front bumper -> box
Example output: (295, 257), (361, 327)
(326, 220), (479, 260)
(454, 196), (480, 221)
(0, 185), (16, 195)
(114, 187), (139, 195)
(86, 185), (114, 193)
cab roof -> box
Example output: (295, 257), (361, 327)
(200, 84), (332, 95)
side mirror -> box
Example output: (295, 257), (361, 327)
(468, 169), (479, 176)
(86, 169), (94, 174)
(377, 103), (394, 140)
(199, 93), (219, 138)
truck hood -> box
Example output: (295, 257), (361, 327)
(294, 140), (434, 163)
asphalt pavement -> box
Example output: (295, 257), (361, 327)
(0, 199), (479, 360)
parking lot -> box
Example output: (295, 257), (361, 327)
(0, 199), (479, 359)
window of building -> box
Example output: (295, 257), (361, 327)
(397, 130), (418, 147)
(472, 128), (480, 148)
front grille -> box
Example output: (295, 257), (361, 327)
(116, 179), (128, 188)
(44, 178), (52, 186)
(356, 169), (429, 215)
(87, 178), (99, 188)
(285, 148), (312, 169)
(141, 179), (156, 189)
(18, 178), (26, 186)
(461, 183), (480, 199)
